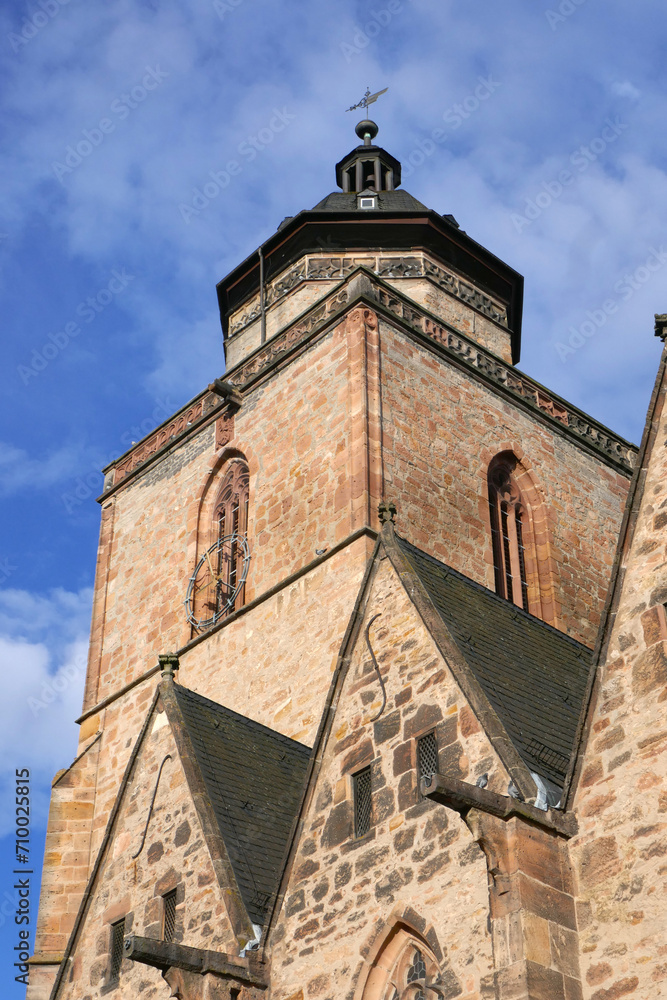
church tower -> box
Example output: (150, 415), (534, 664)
(28, 111), (643, 1000)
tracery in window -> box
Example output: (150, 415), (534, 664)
(488, 453), (529, 611)
(360, 923), (443, 1000)
(187, 459), (250, 631)
(213, 459), (250, 614)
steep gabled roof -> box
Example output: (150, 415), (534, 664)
(394, 536), (591, 793)
(172, 684), (310, 926)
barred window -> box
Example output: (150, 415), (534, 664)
(417, 732), (439, 786)
(353, 766), (372, 837)
(189, 459), (251, 630)
(214, 460), (250, 615)
(162, 889), (177, 943)
(109, 918), (125, 982)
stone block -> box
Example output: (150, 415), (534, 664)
(518, 875), (576, 931)
(522, 911), (551, 967)
(632, 640), (667, 697)
(525, 961), (566, 1000)
(550, 924), (580, 979)
(576, 837), (621, 890)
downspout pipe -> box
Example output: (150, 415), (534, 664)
(258, 246), (266, 345)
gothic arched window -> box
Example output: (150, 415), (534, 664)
(188, 459), (251, 631)
(213, 459), (250, 615)
(488, 453), (529, 611)
(360, 924), (446, 1000)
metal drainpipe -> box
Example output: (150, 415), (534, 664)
(259, 246), (266, 345)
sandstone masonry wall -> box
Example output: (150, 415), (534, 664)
(378, 318), (629, 645)
(54, 708), (239, 1000)
(570, 358), (667, 998)
(90, 314), (368, 709)
(28, 735), (101, 1000)
(270, 557), (505, 1000)
(178, 534), (371, 746)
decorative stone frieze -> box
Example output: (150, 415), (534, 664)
(107, 393), (220, 489)
(227, 273), (636, 473)
(228, 251), (508, 338)
(227, 288), (349, 387)
(422, 257), (507, 325)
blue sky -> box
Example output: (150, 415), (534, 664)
(2, 0), (667, 990)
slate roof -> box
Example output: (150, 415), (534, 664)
(310, 189), (430, 213)
(396, 536), (591, 794)
(173, 684), (310, 926)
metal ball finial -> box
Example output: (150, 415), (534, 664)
(355, 119), (379, 145)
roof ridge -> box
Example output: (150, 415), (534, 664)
(396, 534), (592, 654)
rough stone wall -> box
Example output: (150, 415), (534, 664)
(570, 360), (667, 998)
(269, 557), (507, 1000)
(86, 678), (157, 861)
(178, 534), (371, 746)
(88, 312), (371, 710)
(378, 318), (629, 646)
(55, 706), (239, 1000)
(86, 421), (216, 709)
(385, 277), (511, 362)
(28, 733), (101, 1000)
(238, 310), (379, 585)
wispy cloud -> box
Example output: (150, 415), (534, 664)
(0, 442), (99, 497)
(0, 586), (92, 835)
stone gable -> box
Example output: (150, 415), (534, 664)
(269, 555), (506, 1000)
(569, 355), (667, 998)
(50, 698), (243, 1000)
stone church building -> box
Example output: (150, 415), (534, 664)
(27, 117), (667, 1000)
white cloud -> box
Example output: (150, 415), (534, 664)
(0, 586), (92, 836)
(0, 0), (662, 437)
(612, 80), (641, 100)
(0, 442), (98, 497)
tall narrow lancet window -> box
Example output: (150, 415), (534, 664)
(186, 459), (251, 632)
(213, 460), (250, 616)
(488, 454), (529, 611)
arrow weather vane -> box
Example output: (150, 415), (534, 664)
(346, 86), (388, 113)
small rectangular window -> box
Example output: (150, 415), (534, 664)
(162, 889), (177, 943)
(353, 766), (372, 837)
(359, 196), (376, 209)
(109, 918), (125, 982)
(417, 732), (439, 787)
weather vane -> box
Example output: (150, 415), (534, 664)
(346, 86), (388, 113)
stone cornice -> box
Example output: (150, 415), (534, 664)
(372, 282), (636, 473)
(99, 388), (236, 500)
(226, 268), (637, 475)
(98, 266), (636, 500)
(228, 250), (508, 339)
